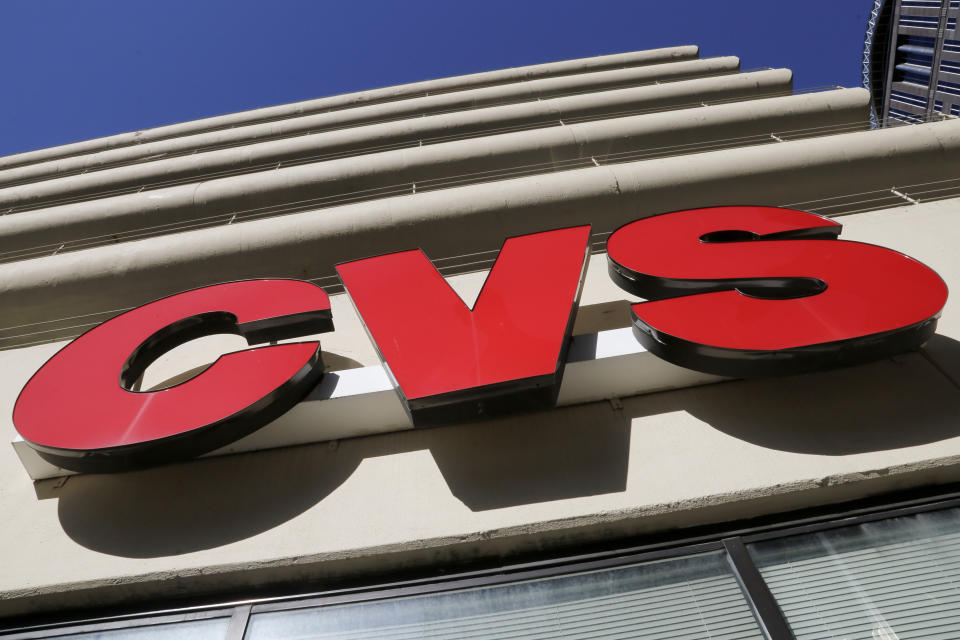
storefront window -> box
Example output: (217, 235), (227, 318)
(749, 507), (960, 640)
(245, 552), (763, 640)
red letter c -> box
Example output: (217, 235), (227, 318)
(14, 279), (332, 473)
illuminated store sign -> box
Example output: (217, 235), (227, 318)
(12, 207), (949, 473)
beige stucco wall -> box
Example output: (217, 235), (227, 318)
(0, 195), (958, 617)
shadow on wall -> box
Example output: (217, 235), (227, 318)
(53, 401), (631, 559)
(625, 336), (960, 456)
(52, 334), (960, 559)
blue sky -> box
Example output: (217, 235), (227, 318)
(0, 0), (872, 157)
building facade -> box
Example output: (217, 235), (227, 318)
(864, 0), (960, 125)
(1, 45), (960, 639)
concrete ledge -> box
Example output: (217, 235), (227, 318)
(0, 46), (700, 172)
(0, 118), (956, 333)
(0, 69), (789, 192)
(0, 72), (801, 209)
(6, 468), (960, 619)
(0, 88), (868, 251)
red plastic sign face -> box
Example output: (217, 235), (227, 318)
(336, 226), (591, 425)
(14, 279), (333, 473)
(606, 206), (948, 376)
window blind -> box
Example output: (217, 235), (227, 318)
(245, 552), (763, 640)
(750, 507), (960, 640)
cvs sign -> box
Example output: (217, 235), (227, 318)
(13, 207), (948, 473)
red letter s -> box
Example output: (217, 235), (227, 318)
(606, 206), (948, 376)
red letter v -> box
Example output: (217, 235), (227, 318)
(336, 226), (591, 426)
